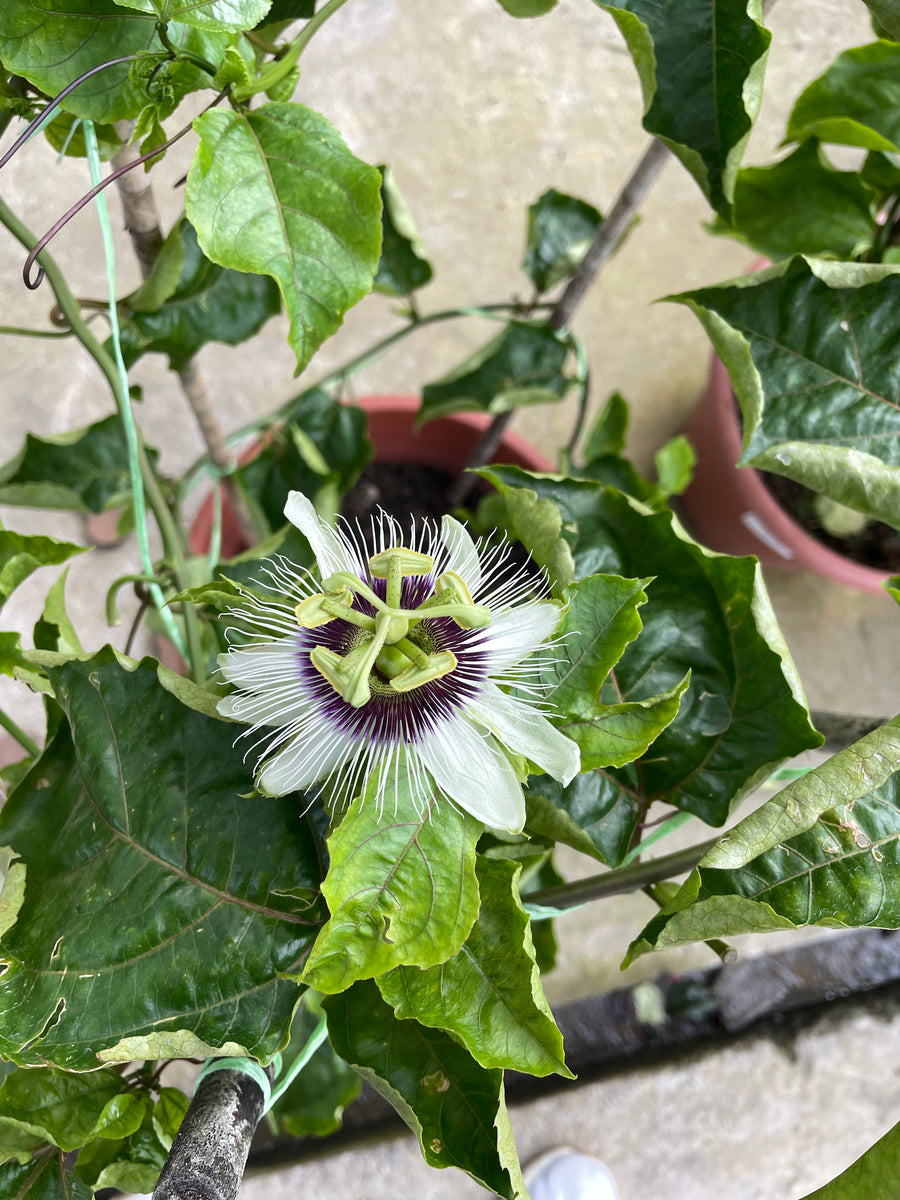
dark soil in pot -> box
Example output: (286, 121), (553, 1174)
(760, 471), (900, 573)
(341, 461), (460, 525)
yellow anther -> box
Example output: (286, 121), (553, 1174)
(295, 587), (353, 629)
(417, 570), (490, 628)
(390, 651), (458, 693)
(309, 612), (393, 708)
(368, 546), (434, 579)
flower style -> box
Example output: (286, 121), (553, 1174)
(218, 491), (579, 832)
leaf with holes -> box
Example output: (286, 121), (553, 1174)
(673, 256), (900, 528)
(186, 102), (382, 376)
(301, 773), (480, 994)
(597, 0), (771, 216)
(377, 857), (570, 1078)
(0, 648), (325, 1070)
(324, 979), (526, 1200)
(625, 724), (900, 964)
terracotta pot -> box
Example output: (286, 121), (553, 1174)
(679, 355), (890, 595)
(191, 394), (554, 560)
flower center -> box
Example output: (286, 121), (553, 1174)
(295, 547), (492, 709)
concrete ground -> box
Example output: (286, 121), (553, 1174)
(1, 0), (898, 1197)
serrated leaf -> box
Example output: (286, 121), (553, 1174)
(0, 648), (325, 1070)
(0, 1066), (129, 1152)
(0, 1153), (93, 1200)
(786, 41), (900, 152)
(373, 166), (433, 296)
(419, 322), (572, 427)
(269, 1002), (360, 1137)
(234, 390), (371, 536)
(525, 774), (641, 866)
(186, 101), (382, 376)
(562, 673), (690, 770)
(324, 980), (526, 1200)
(673, 256), (900, 528)
(484, 467), (823, 825)
(723, 142), (876, 261)
(523, 188), (602, 293)
(110, 0), (272, 32)
(799, 1116), (900, 1199)
(301, 774), (480, 993)
(378, 857), (570, 1078)
(626, 731), (900, 964)
(597, 0), (771, 215)
(0, 414), (159, 514)
(0, 527), (84, 612)
(0, 4), (228, 123)
(115, 219), (281, 371)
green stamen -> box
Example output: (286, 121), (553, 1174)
(295, 586), (352, 628)
(391, 650), (457, 693)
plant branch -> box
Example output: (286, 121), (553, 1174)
(448, 137), (672, 504)
(233, 0), (353, 100)
(526, 835), (717, 910)
(0, 707), (40, 758)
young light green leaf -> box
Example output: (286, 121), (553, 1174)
(597, 0), (771, 215)
(799, 1116), (900, 1199)
(0, 1120), (43, 1166)
(75, 1100), (174, 1195)
(485, 467), (823, 825)
(523, 188), (603, 293)
(377, 857), (571, 1078)
(186, 102), (383, 376)
(653, 434), (695, 500)
(673, 256), (900, 528)
(418, 322), (572, 427)
(301, 776), (480, 993)
(115, 219), (281, 370)
(625, 750), (900, 964)
(0, 415), (159, 514)
(373, 166), (434, 297)
(109, 0), (273, 32)
(0, 1066), (132, 1151)
(786, 41), (900, 151)
(0, 648), (325, 1070)
(324, 980), (527, 1200)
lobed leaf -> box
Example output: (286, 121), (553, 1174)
(0, 648), (325, 1070)
(324, 979), (526, 1199)
(673, 256), (900, 528)
(186, 102), (383, 376)
(377, 857), (570, 1078)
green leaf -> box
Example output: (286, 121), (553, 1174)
(234, 390), (371, 536)
(110, 0), (272, 32)
(626, 724), (900, 964)
(475, 483), (575, 596)
(484, 468), (823, 825)
(0, 528), (84, 614)
(0, 414), (159, 514)
(260, 0), (316, 19)
(672, 256), (900, 528)
(301, 774), (480, 993)
(33, 571), (82, 657)
(269, 1002), (360, 1138)
(0, 1067), (134, 1151)
(0, 1153), (93, 1200)
(373, 166), (434, 296)
(799, 1116), (900, 1199)
(0, 1120), (43, 1166)
(597, 0), (771, 215)
(74, 1102), (170, 1195)
(653, 434), (696, 500)
(562, 673), (690, 771)
(887, 575), (900, 605)
(378, 857), (570, 1078)
(419, 321), (572, 427)
(43, 113), (122, 160)
(582, 392), (628, 460)
(495, 0), (557, 14)
(0, 4), (227, 123)
(0, 648), (325, 1070)
(786, 41), (900, 152)
(525, 773), (641, 866)
(186, 101), (383, 376)
(115, 219), (281, 370)
(864, 2), (900, 40)
(324, 980), (526, 1200)
(523, 188), (602, 293)
(723, 142), (876, 261)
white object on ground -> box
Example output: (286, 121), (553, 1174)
(524, 1146), (619, 1200)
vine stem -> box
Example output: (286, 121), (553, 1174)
(525, 835), (717, 910)
(0, 193), (202, 678)
(446, 137), (672, 506)
(0, 707), (40, 758)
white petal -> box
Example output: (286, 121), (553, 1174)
(467, 682), (580, 785)
(217, 685), (311, 729)
(415, 715), (525, 833)
(440, 515), (481, 591)
(257, 719), (355, 796)
(218, 642), (300, 689)
(482, 602), (561, 672)
(284, 491), (359, 579)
